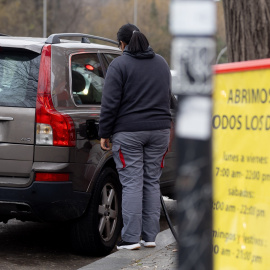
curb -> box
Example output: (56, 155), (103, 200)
(77, 227), (176, 270)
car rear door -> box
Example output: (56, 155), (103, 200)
(0, 48), (40, 186)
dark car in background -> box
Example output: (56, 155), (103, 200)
(0, 33), (176, 255)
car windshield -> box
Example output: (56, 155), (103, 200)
(0, 49), (40, 107)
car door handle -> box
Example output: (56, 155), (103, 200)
(0, 116), (14, 121)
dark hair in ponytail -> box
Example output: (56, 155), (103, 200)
(117, 23), (149, 53)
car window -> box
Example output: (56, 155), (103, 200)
(0, 49), (40, 108)
(71, 53), (105, 105)
(101, 53), (120, 76)
(104, 53), (120, 65)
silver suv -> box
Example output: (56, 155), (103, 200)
(0, 33), (176, 255)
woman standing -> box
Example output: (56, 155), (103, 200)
(99, 23), (171, 250)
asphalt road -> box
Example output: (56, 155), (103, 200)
(0, 198), (176, 270)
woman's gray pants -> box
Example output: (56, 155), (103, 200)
(112, 129), (170, 243)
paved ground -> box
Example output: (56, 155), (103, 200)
(0, 197), (177, 270)
(78, 226), (177, 270)
(121, 242), (177, 270)
(0, 220), (100, 270)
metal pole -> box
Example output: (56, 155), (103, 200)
(43, 0), (47, 38)
(170, 0), (216, 269)
(134, 0), (137, 26)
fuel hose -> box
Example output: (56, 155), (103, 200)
(160, 195), (179, 245)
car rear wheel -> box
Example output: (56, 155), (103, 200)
(70, 167), (122, 256)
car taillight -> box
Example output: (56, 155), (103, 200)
(35, 45), (76, 146)
(35, 172), (69, 182)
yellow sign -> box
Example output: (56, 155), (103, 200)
(213, 60), (270, 269)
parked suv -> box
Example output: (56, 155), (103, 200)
(0, 33), (176, 255)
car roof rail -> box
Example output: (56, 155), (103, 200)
(45, 33), (118, 46)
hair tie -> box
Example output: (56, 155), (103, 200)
(133, 30), (138, 34)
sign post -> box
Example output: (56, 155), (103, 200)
(170, 0), (216, 269)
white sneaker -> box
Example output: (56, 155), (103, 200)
(117, 240), (141, 250)
(140, 240), (156, 248)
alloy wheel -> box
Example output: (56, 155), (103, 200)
(98, 183), (119, 241)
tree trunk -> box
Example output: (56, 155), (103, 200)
(223, 0), (270, 62)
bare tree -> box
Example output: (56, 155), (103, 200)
(0, 0), (172, 63)
(47, 0), (86, 35)
(223, 0), (270, 62)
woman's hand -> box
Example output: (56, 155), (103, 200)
(100, 138), (111, 151)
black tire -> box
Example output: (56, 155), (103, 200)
(70, 167), (122, 256)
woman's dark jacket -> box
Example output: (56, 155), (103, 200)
(98, 46), (171, 138)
